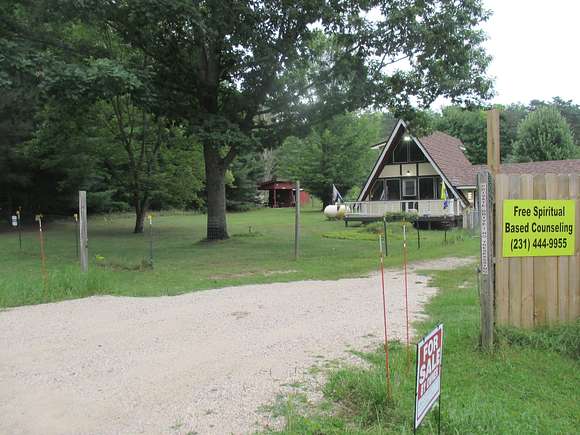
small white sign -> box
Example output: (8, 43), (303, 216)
(11, 215), (18, 227)
(414, 324), (444, 430)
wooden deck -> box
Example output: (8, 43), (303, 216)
(344, 214), (463, 229)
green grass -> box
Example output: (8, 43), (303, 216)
(496, 321), (580, 360)
(0, 207), (477, 308)
(270, 266), (580, 434)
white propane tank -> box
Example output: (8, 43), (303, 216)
(323, 204), (339, 219)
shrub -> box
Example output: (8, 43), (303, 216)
(511, 107), (577, 162)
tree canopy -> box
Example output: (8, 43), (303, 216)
(1, 0), (494, 239)
(511, 107), (578, 163)
(277, 112), (385, 206)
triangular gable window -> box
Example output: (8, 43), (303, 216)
(391, 140), (427, 163)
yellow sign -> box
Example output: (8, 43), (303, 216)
(503, 200), (575, 257)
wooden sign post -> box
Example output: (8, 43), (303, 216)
(478, 170), (494, 350)
(478, 109), (501, 350)
(79, 191), (89, 273)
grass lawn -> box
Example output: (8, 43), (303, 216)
(270, 265), (580, 434)
(0, 207), (477, 308)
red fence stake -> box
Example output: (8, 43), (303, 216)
(378, 235), (392, 401)
(403, 223), (411, 368)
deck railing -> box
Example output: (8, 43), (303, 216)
(344, 199), (456, 217)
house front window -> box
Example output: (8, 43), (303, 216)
(386, 179), (401, 200)
(420, 176), (445, 199)
(370, 180), (385, 200)
(402, 179), (417, 197)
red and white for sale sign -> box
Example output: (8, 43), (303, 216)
(414, 324), (443, 429)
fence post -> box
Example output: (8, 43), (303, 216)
(74, 213), (79, 259)
(148, 214), (154, 268)
(417, 225), (420, 249)
(294, 181), (300, 260)
(17, 208), (22, 250)
(36, 214), (48, 290)
(79, 191), (89, 273)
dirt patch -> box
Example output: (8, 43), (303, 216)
(0, 257), (474, 435)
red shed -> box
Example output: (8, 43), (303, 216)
(258, 180), (310, 208)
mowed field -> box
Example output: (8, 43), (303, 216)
(0, 207), (478, 308)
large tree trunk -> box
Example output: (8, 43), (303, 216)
(133, 196), (149, 234)
(204, 144), (228, 240)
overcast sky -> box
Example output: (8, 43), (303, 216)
(483, 0), (580, 105)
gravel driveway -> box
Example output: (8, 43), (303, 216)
(0, 257), (473, 435)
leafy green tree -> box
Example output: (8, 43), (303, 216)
(277, 112), (383, 206)
(93, 100), (206, 230)
(550, 97), (580, 145)
(147, 133), (205, 212)
(499, 103), (527, 160)
(434, 107), (487, 163)
(2, 0), (493, 239)
(226, 152), (264, 212)
(529, 97), (580, 146)
(97, 97), (180, 233)
(511, 107), (577, 162)
(0, 0), (491, 239)
(430, 105), (525, 164)
(23, 102), (106, 214)
(24, 96), (205, 230)
(0, 89), (36, 215)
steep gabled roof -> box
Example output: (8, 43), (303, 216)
(358, 120), (466, 206)
(364, 122), (580, 193)
(419, 132), (474, 187)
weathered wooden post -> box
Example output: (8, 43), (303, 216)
(294, 181), (301, 260)
(148, 214), (154, 268)
(479, 109), (500, 350)
(79, 191), (89, 273)
(487, 108), (500, 177)
(478, 171), (494, 350)
(16, 208), (22, 250)
(74, 213), (79, 259)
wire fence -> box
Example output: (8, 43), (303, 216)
(0, 207), (477, 309)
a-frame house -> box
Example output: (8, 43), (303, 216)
(347, 119), (472, 226)
(345, 119), (580, 228)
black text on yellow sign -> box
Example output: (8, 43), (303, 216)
(503, 199), (576, 257)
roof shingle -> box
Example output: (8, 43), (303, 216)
(418, 132), (474, 186)
(418, 132), (580, 187)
